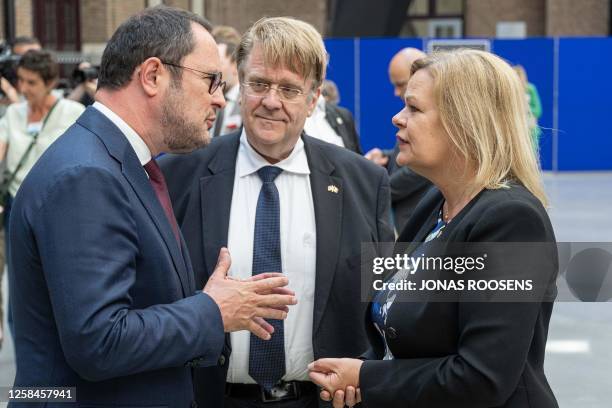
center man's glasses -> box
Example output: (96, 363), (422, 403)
(161, 61), (226, 95)
(242, 81), (308, 103)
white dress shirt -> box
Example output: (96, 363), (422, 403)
(304, 95), (345, 148)
(93, 101), (152, 165)
(226, 130), (317, 383)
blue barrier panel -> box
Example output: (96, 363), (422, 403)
(324, 39), (356, 115)
(492, 39), (555, 170)
(358, 38), (423, 153)
(325, 37), (611, 170)
(558, 38), (612, 171)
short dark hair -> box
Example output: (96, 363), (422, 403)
(97, 5), (212, 90)
(17, 49), (59, 84)
(11, 36), (41, 49)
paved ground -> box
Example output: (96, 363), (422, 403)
(1, 171), (611, 407)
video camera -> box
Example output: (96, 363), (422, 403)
(0, 42), (21, 96)
(72, 65), (99, 84)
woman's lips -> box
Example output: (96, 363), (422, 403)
(396, 135), (410, 144)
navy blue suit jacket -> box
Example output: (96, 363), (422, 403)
(9, 107), (225, 407)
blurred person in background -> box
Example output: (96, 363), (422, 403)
(309, 49), (558, 408)
(321, 79), (339, 105)
(0, 37), (42, 108)
(0, 50), (84, 344)
(211, 25), (242, 137)
(365, 47), (432, 233)
(67, 61), (99, 107)
(305, 77), (363, 154)
(513, 65), (542, 151)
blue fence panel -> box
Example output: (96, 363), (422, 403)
(557, 38), (612, 171)
(358, 38), (423, 153)
(492, 39), (555, 170)
(324, 37), (612, 171)
(324, 39), (356, 115)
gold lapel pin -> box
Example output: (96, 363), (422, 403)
(327, 185), (339, 194)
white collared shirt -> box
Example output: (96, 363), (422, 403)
(92, 101), (152, 165)
(304, 95), (345, 148)
(226, 129), (317, 383)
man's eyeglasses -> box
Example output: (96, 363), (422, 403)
(242, 81), (307, 103)
(161, 61), (226, 95)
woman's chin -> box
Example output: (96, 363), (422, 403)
(395, 154), (411, 168)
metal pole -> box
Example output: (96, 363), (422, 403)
(4, 0), (16, 43)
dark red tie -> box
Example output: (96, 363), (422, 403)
(144, 159), (181, 246)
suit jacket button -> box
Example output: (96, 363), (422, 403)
(218, 355), (226, 366)
(387, 327), (398, 339)
(191, 401), (198, 408)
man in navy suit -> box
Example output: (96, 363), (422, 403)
(8, 6), (295, 407)
(162, 17), (393, 408)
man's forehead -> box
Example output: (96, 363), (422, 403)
(188, 27), (221, 70)
(247, 62), (309, 85)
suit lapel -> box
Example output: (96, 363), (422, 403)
(78, 107), (192, 297)
(325, 105), (352, 151)
(304, 136), (343, 335)
(200, 135), (240, 277)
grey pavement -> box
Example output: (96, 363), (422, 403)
(0, 171), (611, 407)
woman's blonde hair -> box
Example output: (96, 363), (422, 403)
(412, 49), (548, 206)
(235, 16), (328, 90)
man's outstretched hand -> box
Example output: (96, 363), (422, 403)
(204, 248), (297, 340)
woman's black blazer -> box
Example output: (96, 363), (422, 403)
(359, 183), (559, 408)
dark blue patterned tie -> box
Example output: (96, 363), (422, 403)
(249, 166), (285, 390)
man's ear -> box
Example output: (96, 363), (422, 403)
(138, 57), (166, 97)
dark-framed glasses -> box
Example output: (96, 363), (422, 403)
(242, 81), (306, 103)
(161, 61), (226, 95)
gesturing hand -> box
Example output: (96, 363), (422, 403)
(308, 358), (363, 408)
(364, 148), (389, 167)
(203, 248), (297, 340)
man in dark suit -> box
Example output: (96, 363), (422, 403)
(8, 7), (295, 407)
(304, 93), (363, 154)
(162, 16), (393, 408)
(327, 102), (362, 154)
(365, 47), (432, 233)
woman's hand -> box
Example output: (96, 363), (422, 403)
(308, 358), (363, 407)
(320, 386), (362, 408)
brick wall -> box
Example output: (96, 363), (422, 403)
(81, 0), (108, 43)
(15, 0), (34, 37)
(107, 0), (146, 37)
(546, 0), (609, 36)
(465, 0), (546, 37)
(204, 0), (327, 35)
(165, 0), (190, 10)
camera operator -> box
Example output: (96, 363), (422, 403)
(67, 61), (98, 106)
(0, 37), (41, 107)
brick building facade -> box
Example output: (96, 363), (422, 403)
(0, 0), (609, 56)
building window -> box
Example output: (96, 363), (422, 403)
(33, 0), (81, 51)
(402, 0), (464, 37)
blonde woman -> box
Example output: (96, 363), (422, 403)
(309, 49), (558, 408)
